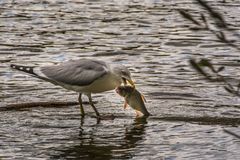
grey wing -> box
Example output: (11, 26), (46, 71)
(40, 59), (109, 86)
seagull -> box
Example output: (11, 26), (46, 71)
(10, 59), (135, 117)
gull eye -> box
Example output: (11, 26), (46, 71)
(121, 70), (127, 76)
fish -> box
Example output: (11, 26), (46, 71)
(115, 85), (151, 117)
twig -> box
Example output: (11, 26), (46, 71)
(189, 58), (240, 96)
(0, 101), (80, 111)
(178, 0), (240, 51)
(196, 0), (227, 28)
(151, 116), (240, 126)
(223, 129), (240, 139)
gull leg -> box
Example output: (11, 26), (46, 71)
(87, 94), (100, 117)
(78, 93), (85, 116)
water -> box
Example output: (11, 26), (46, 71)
(0, 0), (240, 159)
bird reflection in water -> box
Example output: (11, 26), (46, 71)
(51, 117), (148, 159)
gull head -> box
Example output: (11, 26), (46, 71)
(112, 64), (135, 88)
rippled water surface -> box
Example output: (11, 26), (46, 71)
(0, 0), (240, 159)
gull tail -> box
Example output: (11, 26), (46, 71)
(10, 64), (38, 76)
(10, 64), (57, 84)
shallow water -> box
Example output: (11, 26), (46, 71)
(0, 0), (240, 159)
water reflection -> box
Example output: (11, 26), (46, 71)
(51, 117), (148, 159)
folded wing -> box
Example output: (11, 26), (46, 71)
(40, 59), (108, 86)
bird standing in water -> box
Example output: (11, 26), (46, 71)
(10, 59), (135, 117)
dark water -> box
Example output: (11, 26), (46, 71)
(0, 0), (240, 159)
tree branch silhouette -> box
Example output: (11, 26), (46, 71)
(178, 0), (240, 96)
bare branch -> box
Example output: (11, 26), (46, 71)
(178, 9), (201, 26)
(196, 0), (227, 28)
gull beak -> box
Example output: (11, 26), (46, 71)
(127, 79), (135, 88)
